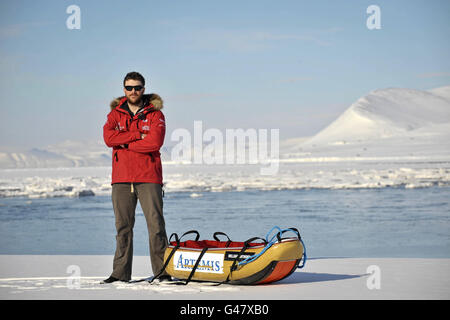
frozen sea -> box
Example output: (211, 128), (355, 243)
(0, 185), (449, 258)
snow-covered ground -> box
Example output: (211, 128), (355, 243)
(0, 255), (448, 299)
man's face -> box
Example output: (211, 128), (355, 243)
(124, 79), (145, 105)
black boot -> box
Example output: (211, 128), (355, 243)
(100, 276), (126, 284)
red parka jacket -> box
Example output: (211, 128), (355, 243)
(103, 93), (165, 185)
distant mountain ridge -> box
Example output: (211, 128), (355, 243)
(304, 85), (450, 146)
(0, 141), (109, 169)
(0, 139), (174, 169)
(1, 85), (449, 168)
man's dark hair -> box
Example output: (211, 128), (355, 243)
(123, 71), (145, 87)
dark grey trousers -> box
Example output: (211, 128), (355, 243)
(111, 183), (168, 281)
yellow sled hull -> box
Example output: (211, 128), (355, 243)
(164, 238), (303, 285)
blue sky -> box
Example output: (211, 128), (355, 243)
(0, 0), (449, 150)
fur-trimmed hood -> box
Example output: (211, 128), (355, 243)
(109, 93), (164, 111)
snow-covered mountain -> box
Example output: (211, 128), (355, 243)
(0, 140), (111, 169)
(286, 85), (450, 159)
(0, 140), (172, 169)
(307, 86), (450, 144)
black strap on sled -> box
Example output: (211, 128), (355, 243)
(146, 230), (201, 284)
(183, 247), (208, 285)
(275, 227), (301, 242)
(213, 231), (232, 247)
(215, 236), (267, 286)
(132, 239), (179, 284)
(179, 230), (200, 242)
(176, 230), (205, 285)
(145, 234), (181, 284)
(229, 237), (266, 272)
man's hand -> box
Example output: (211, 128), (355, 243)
(141, 133), (147, 139)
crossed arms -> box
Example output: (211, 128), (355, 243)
(103, 112), (166, 153)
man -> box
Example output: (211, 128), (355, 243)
(102, 71), (170, 283)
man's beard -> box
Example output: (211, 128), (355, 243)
(127, 94), (143, 105)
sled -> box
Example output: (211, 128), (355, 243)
(157, 226), (306, 285)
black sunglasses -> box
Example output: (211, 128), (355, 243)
(124, 85), (144, 92)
